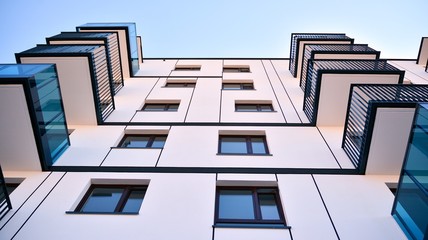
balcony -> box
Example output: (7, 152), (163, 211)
(46, 32), (124, 93)
(392, 103), (428, 240)
(77, 23), (141, 78)
(342, 84), (428, 174)
(16, 45), (115, 125)
(288, 33), (354, 77)
(300, 44), (380, 91)
(0, 165), (12, 220)
(303, 59), (404, 126)
(0, 64), (70, 170)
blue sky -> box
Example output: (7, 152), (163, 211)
(0, 0), (427, 63)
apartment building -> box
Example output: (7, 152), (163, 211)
(0, 23), (427, 240)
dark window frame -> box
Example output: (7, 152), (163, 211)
(222, 83), (254, 90)
(173, 66), (201, 71)
(235, 104), (274, 112)
(165, 82), (196, 88)
(218, 135), (270, 155)
(74, 184), (147, 214)
(215, 187), (286, 225)
(223, 67), (251, 73)
(142, 103), (179, 111)
(118, 134), (167, 148)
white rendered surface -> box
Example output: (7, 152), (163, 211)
(0, 85), (41, 171)
(366, 108), (415, 175)
(313, 175), (406, 240)
(317, 73), (401, 126)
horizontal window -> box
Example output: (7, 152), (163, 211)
(222, 83), (254, 90)
(118, 134), (167, 148)
(142, 103), (179, 111)
(219, 135), (269, 155)
(216, 187), (285, 225)
(223, 66), (250, 73)
(235, 104), (273, 112)
(174, 65), (201, 71)
(74, 185), (147, 214)
(165, 82), (196, 88)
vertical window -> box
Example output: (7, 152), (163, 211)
(235, 104), (274, 112)
(75, 185), (147, 214)
(222, 83), (254, 90)
(118, 135), (167, 148)
(219, 135), (269, 155)
(142, 103), (179, 111)
(215, 187), (285, 225)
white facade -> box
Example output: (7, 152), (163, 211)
(1, 30), (428, 240)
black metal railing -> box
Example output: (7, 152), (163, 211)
(288, 33), (352, 77)
(303, 60), (400, 124)
(91, 46), (115, 122)
(300, 44), (379, 91)
(342, 84), (428, 170)
(0, 165), (12, 220)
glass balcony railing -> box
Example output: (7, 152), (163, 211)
(393, 103), (428, 240)
(0, 64), (70, 168)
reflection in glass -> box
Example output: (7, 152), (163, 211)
(221, 137), (247, 154)
(259, 194), (280, 220)
(152, 136), (167, 148)
(122, 189), (146, 213)
(219, 190), (255, 220)
(121, 136), (150, 148)
(81, 188), (124, 213)
(251, 137), (267, 154)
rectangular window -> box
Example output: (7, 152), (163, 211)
(223, 66), (250, 73)
(75, 185), (147, 214)
(235, 104), (273, 112)
(174, 65), (201, 71)
(222, 83), (254, 90)
(215, 187), (285, 225)
(142, 103), (179, 111)
(118, 134), (167, 148)
(165, 82), (196, 88)
(219, 135), (269, 155)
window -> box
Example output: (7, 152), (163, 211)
(174, 65), (201, 71)
(218, 135), (269, 155)
(142, 103), (179, 111)
(75, 185), (147, 214)
(215, 187), (285, 225)
(222, 83), (254, 90)
(235, 104), (274, 112)
(118, 135), (167, 148)
(223, 66), (250, 73)
(165, 82), (196, 88)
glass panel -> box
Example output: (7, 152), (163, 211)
(236, 105), (258, 112)
(259, 194), (281, 220)
(121, 136), (150, 148)
(219, 190), (255, 220)
(242, 83), (254, 89)
(122, 189), (146, 213)
(167, 104), (179, 111)
(223, 84), (241, 90)
(144, 104), (166, 111)
(151, 136), (167, 148)
(260, 105), (273, 112)
(81, 188), (124, 213)
(220, 137), (248, 154)
(251, 137), (267, 154)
